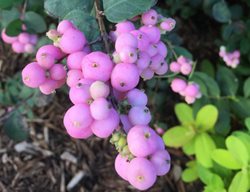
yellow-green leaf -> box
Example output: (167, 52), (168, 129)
(229, 171), (248, 192)
(196, 105), (218, 131)
(175, 103), (194, 125)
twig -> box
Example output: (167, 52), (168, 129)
(164, 39), (178, 60)
(20, 0), (28, 20)
(94, 0), (111, 54)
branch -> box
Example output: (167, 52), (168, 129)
(94, 0), (111, 54)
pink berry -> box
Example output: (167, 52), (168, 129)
(140, 26), (160, 43)
(59, 28), (86, 54)
(127, 88), (148, 106)
(150, 54), (164, 71)
(22, 62), (46, 88)
(66, 70), (83, 87)
(171, 78), (187, 93)
(12, 41), (25, 53)
(89, 81), (110, 99)
(39, 79), (58, 95)
(90, 98), (111, 120)
(49, 64), (66, 80)
(184, 83), (200, 97)
(111, 63), (139, 92)
(57, 20), (75, 34)
(136, 52), (150, 70)
(37, 53), (55, 69)
(24, 43), (35, 53)
(160, 18), (176, 32)
(115, 21), (135, 35)
(150, 150), (171, 176)
(146, 43), (158, 57)
(120, 114), (133, 133)
(141, 9), (158, 26)
(67, 51), (87, 70)
(127, 157), (157, 191)
(82, 51), (114, 82)
(69, 83), (91, 104)
(127, 125), (158, 157)
(18, 32), (30, 44)
(170, 61), (181, 73)
(185, 96), (196, 104)
(91, 109), (119, 138)
(157, 41), (168, 58)
(119, 47), (137, 63)
(1, 29), (17, 44)
(140, 68), (154, 80)
(115, 154), (130, 181)
(128, 106), (151, 125)
(115, 33), (138, 52)
(30, 35), (38, 45)
(130, 30), (150, 51)
(155, 61), (168, 75)
(180, 63), (192, 75)
(36, 45), (64, 60)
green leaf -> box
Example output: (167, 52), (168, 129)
(243, 77), (250, 98)
(216, 66), (238, 96)
(3, 111), (28, 141)
(200, 59), (215, 78)
(173, 46), (193, 60)
(229, 171), (248, 192)
(5, 19), (22, 36)
(183, 139), (195, 155)
(64, 10), (99, 42)
(0, 7), (20, 27)
(0, 0), (14, 9)
(44, 0), (93, 18)
(212, 0), (231, 23)
(195, 133), (216, 168)
(103, 0), (155, 23)
(174, 103), (194, 125)
(195, 105), (218, 131)
(245, 117), (250, 131)
(182, 167), (198, 182)
(212, 149), (242, 170)
(232, 131), (250, 161)
(163, 126), (195, 147)
(191, 72), (220, 97)
(230, 97), (250, 119)
(226, 136), (248, 167)
(24, 11), (47, 33)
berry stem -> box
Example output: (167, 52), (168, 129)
(94, 0), (111, 54)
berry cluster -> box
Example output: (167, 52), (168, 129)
(219, 46), (240, 68)
(22, 8), (176, 190)
(1, 29), (37, 53)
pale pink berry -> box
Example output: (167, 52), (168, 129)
(89, 81), (110, 99)
(185, 96), (196, 104)
(140, 68), (154, 80)
(170, 61), (181, 73)
(57, 20), (75, 34)
(184, 83), (200, 97)
(115, 154), (130, 181)
(127, 157), (157, 191)
(120, 114), (133, 133)
(136, 52), (150, 70)
(115, 33), (138, 52)
(112, 51), (121, 64)
(82, 51), (114, 82)
(128, 106), (151, 126)
(90, 98), (111, 120)
(115, 21), (135, 35)
(150, 150), (171, 176)
(160, 18), (176, 32)
(141, 9), (158, 26)
(30, 35), (38, 45)
(49, 64), (66, 80)
(36, 45), (64, 60)
(24, 43), (35, 53)
(66, 70), (83, 87)
(146, 43), (158, 57)
(59, 28), (86, 54)
(155, 61), (168, 75)
(140, 26), (160, 43)
(127, 125), (158, 157)
(111, 63), (139, 92)
(91, 109), (119, 138)
(37, 53), (55, 69)
(157, 41), (168, 58)
(119, 47), (137, 63)
(18, 33), (30, 44)
(12, 41), (25, 53)
(150, 54), (164, 71)
(171, 78), (187, 93)
(69, 84), (91, 104)
(39, 79), (58, 95)
(180, 63), (192, 75)
(1, 29), (17, 44)
(127, 88), (148, 107)
(67, 51), (87, 70)
(130, 30), (150, 51)
(22, 62), (46, 88)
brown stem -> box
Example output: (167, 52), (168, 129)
(94, 0), (111, 54)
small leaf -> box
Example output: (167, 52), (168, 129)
(0, 7), (20, 27)
(212, 0), (231, 23)
(226, 136), (248, 167)
(195, 133), (216, 168)
(212, 149), (242, 170)
(183, 139), (195, 155)
(182, 167), (198, 182)
(195, 105), (218, 131)
(230, 97), (250, 119)
(174, 103), (194, 125)
(5, 19), (22, 36)
(245, 117), (250, 131)
(200, 59), (215, 78)
(24, 11), (47, 33)
(229, 171), (248, 192)
(163, 126), (195, 147)
(232, 131), (250, 161)
(173, 46), (193, 60)
(243, 77), (250, 98)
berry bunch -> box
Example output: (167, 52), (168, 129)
(22, 9), (177, 190)
(219, 46), (240, 68)
(1, 29), (37, 53)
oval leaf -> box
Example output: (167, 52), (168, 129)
(163, 126), (195, 147)
(175, 103), (194, 125)
(243, 77), (250, 98)
(196, 105), (218, 131)
(229, 171), (248, 192)
(182, 168), (198, 183)
(5, 19), (22, 36)
(212, 1), (231, 23)
(24, 11), (47, 33)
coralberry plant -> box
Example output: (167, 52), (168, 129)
(20, 7), (196, 190)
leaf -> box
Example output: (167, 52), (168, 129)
(195, 105), (218, 131)
(0, 0), (14, 9)
(230, 97), (250, 119)
(212, 149), (242, 170)
(3, 111), (28, 141)
(173, 46), (193, 60)
(103, 0), (155, 23)
(200, 59), (215, 78)
(182, 167), (198, 182)
(212, 0), (231, 23)
(44, 0), (93, 18)
(24, 11), (47, 33)
(245, 117), (250, 131)
(183, 139), (195, 155)
(163, 126), (195, 147)
(191, 72), (220, 97)
(64, 10), (99, 42)
(226, 136), (248, 167)
(228, 171), (248, 192)
(0, 7), (20, 27)
(195, 133), (216, 168)
(243, 77), (250, 98)
(216, 66), (238, 96)
(5, 19), (22, 36)
(232, 131), (250, 161)
(174, 103), (194, 125)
